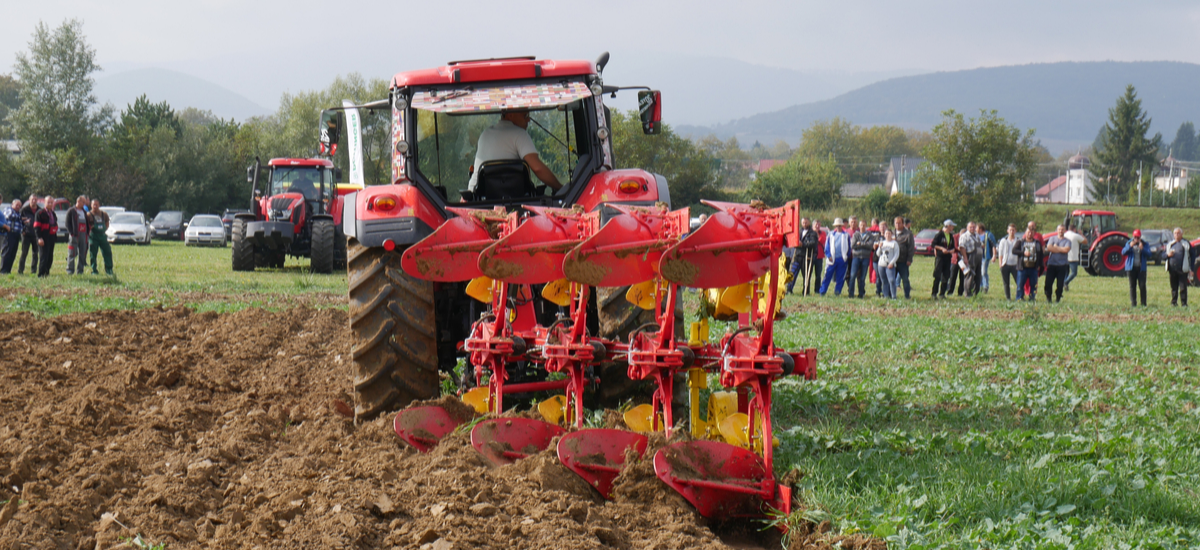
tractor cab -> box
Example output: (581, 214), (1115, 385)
(1067, 210), (1118, 244)
(267, 163), (336, 222)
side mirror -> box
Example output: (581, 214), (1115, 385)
(334, 167), (343, 182)
(246, 165), (255, 184)
(637, 90), (662, 135)
(319, 109), (342, 155)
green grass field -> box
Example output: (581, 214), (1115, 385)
(3, 238), (1198, 549)
(0, 238), (345, 315)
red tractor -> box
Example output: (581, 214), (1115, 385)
(1051, 209), (1128, 277)
(330, 54), (672, 417)
(231, 158), (347, 273)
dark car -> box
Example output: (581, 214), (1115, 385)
(151, 210), (186, 240)
(914, 229), (938, 256)
(52, 198), (71, 242)
(221, 209), (248, 240)
(1138, 229), (1171, 265)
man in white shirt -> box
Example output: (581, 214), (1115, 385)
(1063, 224), (1088, 292)
(993, 223), (1020, 300)
(467, 110), (562, 194)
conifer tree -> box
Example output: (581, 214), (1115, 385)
(1092, 85), (1160, 203)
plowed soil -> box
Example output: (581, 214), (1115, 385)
(0, 306), (881, 550)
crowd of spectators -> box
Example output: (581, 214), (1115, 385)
(785, 214), (1198, 307)
(0, 193), (115, 277)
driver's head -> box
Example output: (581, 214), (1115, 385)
(501, 109), (532, 129)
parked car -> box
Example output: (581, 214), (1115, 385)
(221, 208), (248, 240)
(99, 206), (126, 217)
(914, 229), (938, 256)
(151, 210), (186, 240)
(184, 214), (227, 247)
(107, 212), (152, 245)
(52, 198), (71, 242)
(1138, 229), (1171, 265)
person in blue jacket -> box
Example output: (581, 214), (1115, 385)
(1122, 229), (1150, 306)
(819, 218), (850, 296)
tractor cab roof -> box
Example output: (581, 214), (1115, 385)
(1071, 210), (1116, 216)
(267, 158), (334, 168)
(391, 57), (597, 88)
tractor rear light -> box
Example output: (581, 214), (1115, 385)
(383, 239), (396, 251)
(617, 180), (642, 194)
(373, 196), (398, 212)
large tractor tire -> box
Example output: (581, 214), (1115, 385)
(310, 218), (335, 274)
(348, 239), (439, 419)
(1090, 234), (1129, 277)
(593, 286), (685, 408)
(333, 226), (347, 271)
(231, 218), (255, 272)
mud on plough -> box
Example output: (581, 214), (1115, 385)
(393, 200), (817, 519)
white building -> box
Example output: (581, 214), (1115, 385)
(1035, 154), (1094, 204)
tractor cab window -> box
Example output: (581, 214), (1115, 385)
(409, 80), (594, 203)
(271, 167), (333, 201)
(1098, 214), (1117, 233)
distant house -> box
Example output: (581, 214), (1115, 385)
(886, 156), (926, 196)
(2, 140), (19, 156)
(1154, 156), (1189, 192)
(755, 159), (787, 173)
(842, 183), (883, 198)
(1036, 154), (1094, 204)
(1035, 176), (1068, 203)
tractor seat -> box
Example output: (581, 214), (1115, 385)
(476, 160), (535, 201)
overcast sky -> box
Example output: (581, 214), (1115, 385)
(4, 0), (1200, 112)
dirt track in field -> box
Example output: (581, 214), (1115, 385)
(0, 306), (881, 550)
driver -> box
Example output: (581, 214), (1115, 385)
(288, 174), (315, 199)
(467, 109), (562, 194)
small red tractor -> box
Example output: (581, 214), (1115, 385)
(231, 158), (350, 273)
(328, 53), (818, 522)
(1046, 209), (1127, 277)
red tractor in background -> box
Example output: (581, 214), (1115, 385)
(231, 158), (349, 273)
(1049, 209), (1127, 277)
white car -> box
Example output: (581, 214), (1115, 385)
(99, 206), (126, 217)
(184, 214), (227, 247)
(107, 212), (152, 245)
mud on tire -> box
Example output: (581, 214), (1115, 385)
(348, 239), (439, 419)
(231, 218), (255, 272)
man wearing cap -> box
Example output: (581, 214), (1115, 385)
(467, 110), (562, 196)
(930, 219), (957, 299)
(819, 218), (850, 296)
(1122, 229), (1150, 306)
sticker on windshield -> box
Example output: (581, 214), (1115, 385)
(411, 82), (591, 113)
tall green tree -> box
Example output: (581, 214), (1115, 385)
(10, 19), (112, 196)
(695, 134), (754, 192)
(795, 118), (918, 183)
(911, 109), (1038, 232)
(1169, 121), (1197, 161)
(0, 74), (21, 140)
(1092, 85), (1161, 203)
(742, 155), (843, 210)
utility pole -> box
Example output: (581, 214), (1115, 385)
(1138, 161), (1142, 206)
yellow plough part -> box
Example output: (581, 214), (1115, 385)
(623, 403), (660, 433)
(687, 368), (708, 438)
(465, 276), (495, 303)
(540, 278), (573, 307)
(625, 279), (659, 310)
(462, 386), (490, 414)
(538, 395), (568, 425)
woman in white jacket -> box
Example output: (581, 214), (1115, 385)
(877, 229), (900, 299)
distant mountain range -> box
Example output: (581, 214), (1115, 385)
(94, 68), (271, 121)
(677, 61), (1200, 154)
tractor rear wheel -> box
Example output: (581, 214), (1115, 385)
(593, 286), (685, 407)
(231, 218), (255, 272)
(311, 218), (335, 274)
(348, 239), (439, 419)
(1090, 235), (1128, 277)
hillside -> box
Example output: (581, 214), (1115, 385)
(682, 61), (1200, 153)
(94, 68), (271, 121)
